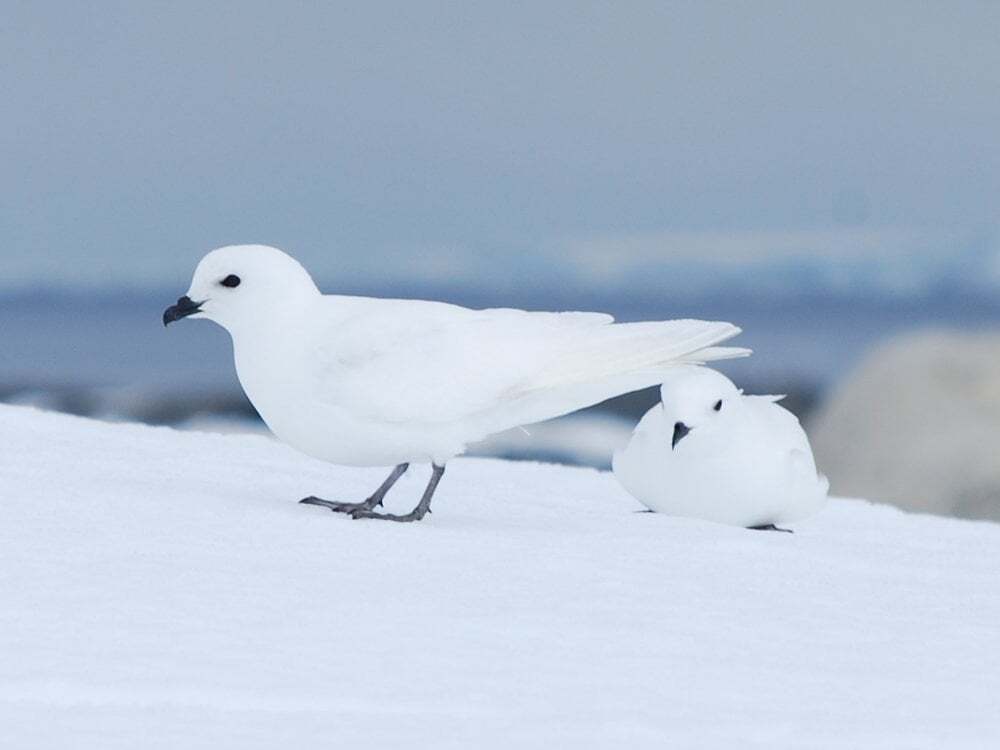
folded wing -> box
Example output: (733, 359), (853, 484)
(310, 299), (747, 427)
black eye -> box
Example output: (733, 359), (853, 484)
(220, 274), (241, 288)
(713, 400), (723, 412)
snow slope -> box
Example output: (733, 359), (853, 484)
(1, 405), (998, 749)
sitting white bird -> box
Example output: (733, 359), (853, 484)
(164, 245), (749, 522)
(613, 366), (827, 531)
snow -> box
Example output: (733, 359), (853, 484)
(2, 404), (999, 749)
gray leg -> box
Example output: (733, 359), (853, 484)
(350, 464), (445, 523)
(299, 463), (409, 513)
(748, 524), (793, 533)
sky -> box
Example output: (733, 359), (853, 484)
(1, 1), (998, 298)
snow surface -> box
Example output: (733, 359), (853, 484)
(2, 404), (999, 749)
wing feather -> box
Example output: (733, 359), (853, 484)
(310, 298), (744, 425)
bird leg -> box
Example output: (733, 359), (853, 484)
(299, 463), (409, 513)
(350, 464), (445, 522)
(748, 524), (793, 533)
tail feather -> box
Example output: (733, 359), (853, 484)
(674, 345), (752, 364)
(528, 320), (745, 391)
(473, 318), (749, 435)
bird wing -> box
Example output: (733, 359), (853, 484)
(309, 297), (744, 425)
(744, 397), (828, 492)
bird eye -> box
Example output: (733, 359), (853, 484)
(220, 274), (241, 288)
(713, 400), (723, 412)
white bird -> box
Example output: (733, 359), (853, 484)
(613, 366), (827, 531)
(164, 245), (749, 522)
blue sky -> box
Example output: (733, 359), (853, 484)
(2, 1), (998, 297)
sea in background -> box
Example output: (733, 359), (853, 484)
(4, 285), (999, 468)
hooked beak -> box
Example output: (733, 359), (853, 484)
(162, 296), (203, 326)
(672, 422), (691, 450)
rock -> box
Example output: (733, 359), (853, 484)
(809, 329), (1000, 521)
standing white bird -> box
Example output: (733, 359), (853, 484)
(613, 366), (827, 531)
(164, 244), (749, 522)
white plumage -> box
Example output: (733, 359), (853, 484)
(166, 244), (749, 521)
(613, 366), (828, 529)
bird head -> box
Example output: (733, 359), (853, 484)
(163, 245), (320, 333)
(658, 366), (742, 449)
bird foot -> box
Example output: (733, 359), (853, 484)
(349, 506), (431, 523)
(299, 496), (381, 513)
(748, 524), (793, 533)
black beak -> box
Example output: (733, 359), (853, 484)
(163, 296), (203, 326)
(672, 422), (691, 450)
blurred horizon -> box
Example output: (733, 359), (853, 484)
(1, 225), (998, 301)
